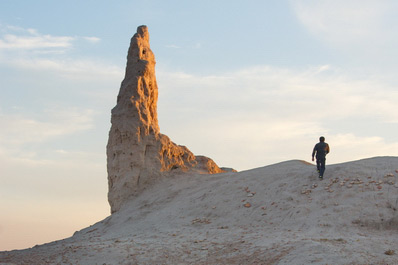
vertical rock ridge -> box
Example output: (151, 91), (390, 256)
(107, 25), (225, 213)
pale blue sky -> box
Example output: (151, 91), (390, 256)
(1, 0), (398, 251)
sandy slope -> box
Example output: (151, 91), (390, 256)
(1, 157), (397, 264)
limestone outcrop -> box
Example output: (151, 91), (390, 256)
(107, 25), (224, 213)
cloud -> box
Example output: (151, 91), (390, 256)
(157, 64), (398, 169)
(327, 133), (398, 163)
(0, 108), (96, 146)
(0, 26), (120, 80)
(0, 25), (102, 50)
(0, 33), (74, 49)
(0, 25), (75, 50)
(290, 0), (398, 48)
(158, 64), (398, 124)
(8, 57), (123, 80)
(83, 36), (101, 43)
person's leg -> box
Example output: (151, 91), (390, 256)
(316, 158), (321, 172)
(319, 157), (326, 177)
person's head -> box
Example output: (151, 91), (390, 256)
(319, 136), (325, 142)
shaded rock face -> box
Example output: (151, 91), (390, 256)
(107, 25), (224, 213)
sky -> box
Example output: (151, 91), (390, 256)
(1, 0), (398, 251)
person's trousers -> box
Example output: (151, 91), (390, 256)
(316, 157), (326, 177)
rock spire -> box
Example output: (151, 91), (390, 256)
(107, 25), (224, 213)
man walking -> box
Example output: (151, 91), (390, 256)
(312, 136), (330, 179)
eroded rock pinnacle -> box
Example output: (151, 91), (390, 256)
(107, 25), (225, 213)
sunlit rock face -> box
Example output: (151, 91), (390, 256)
(107, 25), (224, 213)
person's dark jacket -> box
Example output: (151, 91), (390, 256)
(312, 142), (330, 159)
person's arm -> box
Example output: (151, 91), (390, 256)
(312, 145), (317, 161)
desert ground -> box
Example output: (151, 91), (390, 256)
(1, 156), (397, 265)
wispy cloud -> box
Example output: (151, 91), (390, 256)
(328, 133), (398, 162)
(82, 36), (101, 43)
(290, 0), (398, 48)
(157, 64), (398, 169)
(0, 25), (120, 80)
(158, 64), (398, 123)
(0, 108), (96, 146)
(0, 33), (74, 49)
(0, 25), (102, 50)
(9, 57), (123, 79)
(0, 26), (74, 50)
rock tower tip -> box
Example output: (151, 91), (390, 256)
(137, 25), (148, 34)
